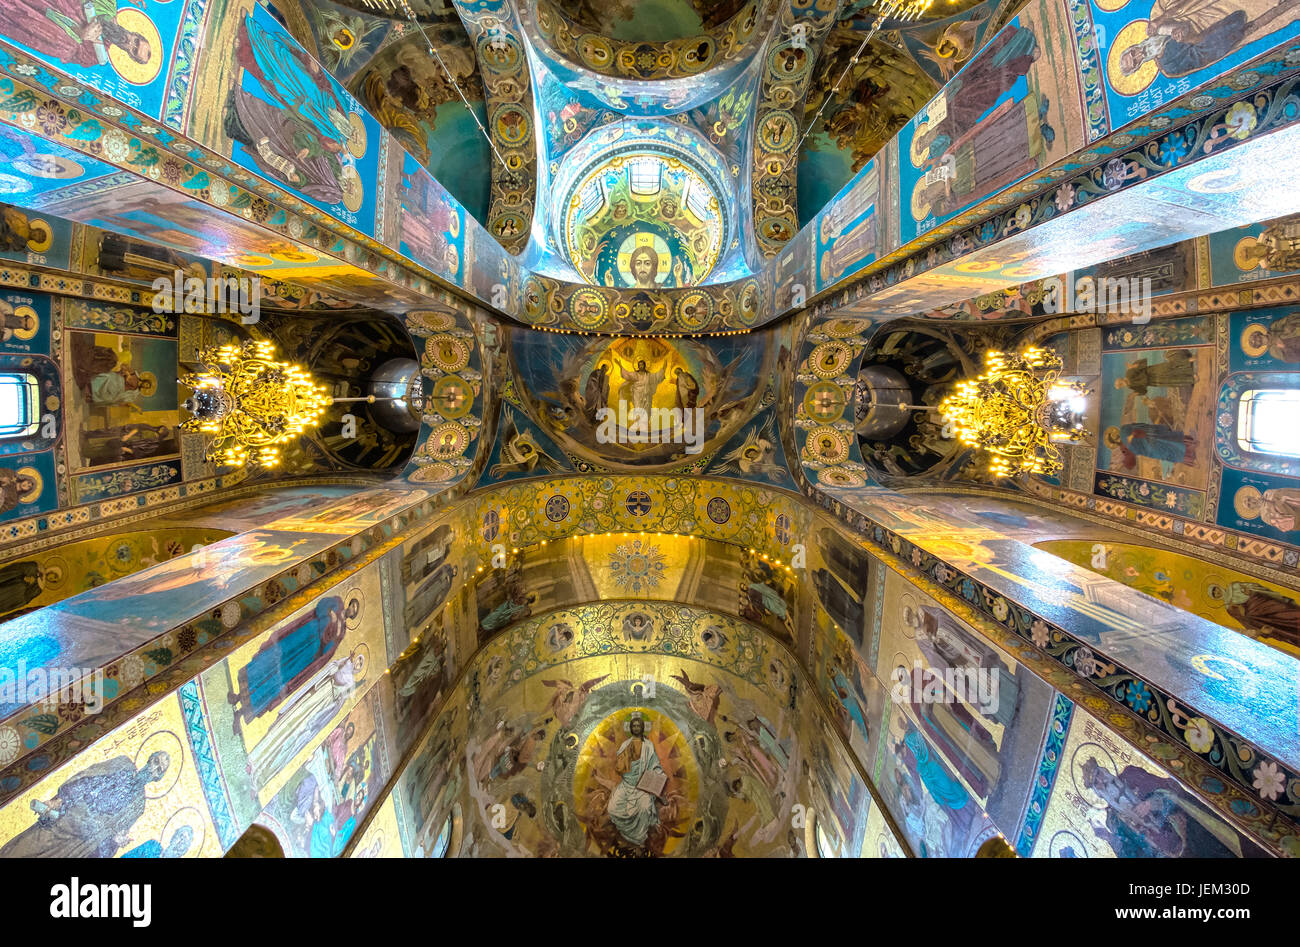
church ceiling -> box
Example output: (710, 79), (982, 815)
(523, 0), (773, 111)
(483, 323), (795, 484)
(560, 143), (729, 287)
(752, 0), (840, 256)
(274, 0), (534, 251)
(348, 20), (492, 227)
(378, 598), (878, 857)
(528, 57), (761, 285)
(795, 0), (1013, 228)
(547, 0), (753, 40)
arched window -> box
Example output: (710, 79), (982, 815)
(1237, 388), (1300, 457)
(0, 373), (39, 439)
(428, 814), (453, 858)
(813, 816), (841, 858)
(684, 180), (711, 220)
(579, 180), (605, 218)
(628, 158), (661, 196)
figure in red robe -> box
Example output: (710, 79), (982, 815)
(9, 0), (152, 69)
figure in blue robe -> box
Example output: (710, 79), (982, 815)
(121, 826), (193, 858)
(607, 714), (664, 848)
(1116, 422), (1196, 466)
(903, 726), (969, 811)
(231, 595), (354, 731)
(832, 667), (870, 743)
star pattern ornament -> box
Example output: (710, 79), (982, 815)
(608, 538), (667, 593)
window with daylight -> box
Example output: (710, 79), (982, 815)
(0, 373), (39, 438)
(628, 158), (661, 196)
(684, 180), (711, 220)
(1238, 388), (1300, 457)
(814, 816), (840, 858)
(428, 814), (453, 858)
(579, 180), (605, 217)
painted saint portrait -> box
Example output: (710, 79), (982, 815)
(910, 23), (1055, 223)
(516, 331), (765, 468)
(1098, 344), (1213, 490)
(1117, 0), (1300, 82)
(0, 751), (171, 858)
(7, 0), (153, 72)
(228, 593), (360, 734)
(576, 709), (687, 857)
(224, 11), (365, 213)
(1079, 757), (1260, 857)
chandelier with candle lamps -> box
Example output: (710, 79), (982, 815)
(180, 339), (390, 469)
(937, 347), (1089, 478)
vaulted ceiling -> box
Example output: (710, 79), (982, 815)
(272, 0), (1018, 269)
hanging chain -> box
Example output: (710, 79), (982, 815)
(395, 0), (509, 173)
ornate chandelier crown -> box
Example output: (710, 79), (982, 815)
(938, 347), (1089, 479)
(180, 339), (333, 469)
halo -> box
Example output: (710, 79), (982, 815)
(407, 309), (457, 332)
(12, 305), (38, 341)
(344, 588), (364, 629)
(108, 9), (164, 86)
(133, 729), (184, 800)
(1189, 168), (1246, 194)
(810, 427), (848, 463)
(1234, 236), (1264, 271)
(890, 654), (911, 699)
(408, 462), (455, 483)
(272, 249), (318, 263)
(621, 710), (651, 734)
(346, 113), (368, 158)
(1233, 485), (1262, 519)
(137, 371), (157, 397)
(340, 165), (364, 213)
(1191, 652), (1248, 681)
(160, 805), (206, 857)
(349, 643), (370, 681)
(25, 219), (53, 253)
(1240, 323), (1270, 358)
(954, 260), (1003, 273)
(910, 176), (933, 222)
(898, 594), (919, 639)
(887, 702), (910, 742)
(1102, 426), (1121, 451)
(1203, 576), (1228, 606)
(42, 557), (66, 590)
(1068, 740), (1118, 809)
(15, 467), (42, 503)
(1106, 21), (1158, 97)
(1047, 828), (1090, 858)
(909, 121), (933, 168)
(818, 466), (866, 488)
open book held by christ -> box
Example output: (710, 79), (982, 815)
(636, 767), (668, 799)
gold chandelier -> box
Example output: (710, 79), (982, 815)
(938, 347), (1088, 478)
(180, 340), (384, 469)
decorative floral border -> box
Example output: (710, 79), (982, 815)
(1015, 694), (1075, 855)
